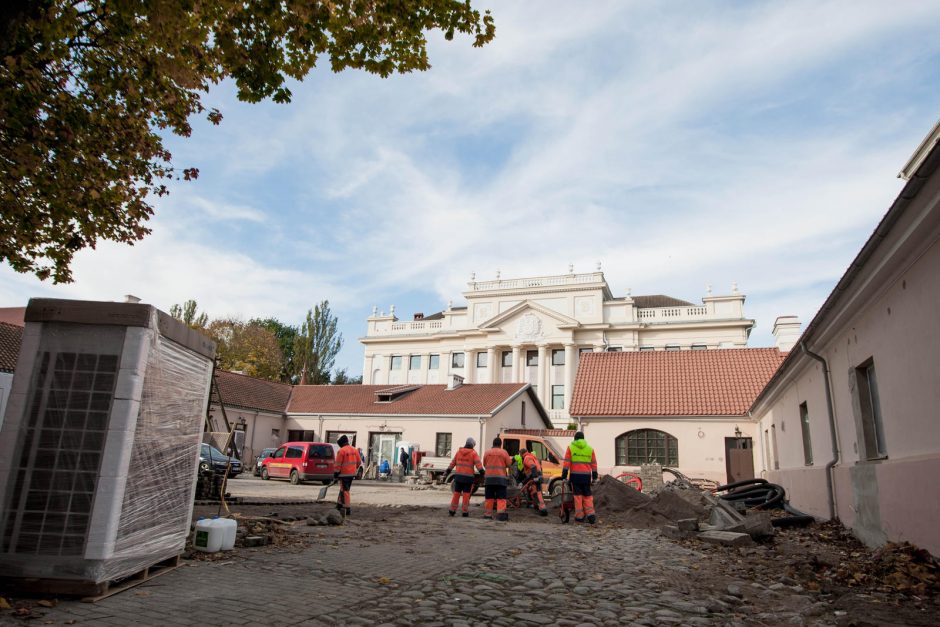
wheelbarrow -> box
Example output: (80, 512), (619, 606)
(550, 480), (574, 523)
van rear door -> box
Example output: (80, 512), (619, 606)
(526, 439), (562, 480)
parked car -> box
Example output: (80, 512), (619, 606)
(199, 443), (242, 477)
(253, 447), (276, 476)
(261, 441), (341, 485)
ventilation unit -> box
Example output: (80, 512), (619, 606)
(0, 299), (215, 585)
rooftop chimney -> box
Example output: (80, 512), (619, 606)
(772, 316), (802, 352)
(123, 294), (141, 303)
(446, 374), (465, 391)
(413, 312), (424, 320)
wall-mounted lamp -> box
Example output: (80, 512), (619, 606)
(734, 425), (742, 438)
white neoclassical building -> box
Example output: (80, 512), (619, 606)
(361, 268), (758, 426)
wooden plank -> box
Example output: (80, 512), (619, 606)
(0, 555), (181, 603)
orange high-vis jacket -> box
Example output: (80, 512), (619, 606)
(336, 445), (361, 478)
(482, 447), (512, 485)
(522, 451), (542, 478)
(447, 447), (483, 479)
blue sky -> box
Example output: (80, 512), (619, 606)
(2, 0), (940, 377)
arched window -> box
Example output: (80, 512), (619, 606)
(615, 429), (678, 466)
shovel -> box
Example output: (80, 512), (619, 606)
(317, 479), (337, 501)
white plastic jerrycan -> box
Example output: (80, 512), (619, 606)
(193, 518), (223, 553)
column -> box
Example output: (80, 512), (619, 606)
(564, 343), (576, 414)
(511, 345), (522, 383)
(536, 344), (548, 407)
(465, 349), (475, 383)
(486, 348), (496, 383)
(441, 350), (451, 380)
(363, 355), (373, 384)
(385, 355), (392, 385)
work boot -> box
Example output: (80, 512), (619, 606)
(539, 509), (548, 517)
(462, 512), (469, 518)
(587, 514), (596, 524)
(345, 508), (351, 517)
(335, 502), (343, 512)
(575, 517), (584, 523)
(496, 513), (509, 522)
(448, 510), (456, 517)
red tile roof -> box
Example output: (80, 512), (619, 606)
(570, 349), (786, 417)
(211, 370), (293, 414)
(289, 383), (549, 424)
(0, 322), (22, 373)
(0, 307), (25, 327)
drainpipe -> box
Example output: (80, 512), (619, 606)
(801, 341), (840, 521)
(318, 414), (324, 441)
(479, 416), (486, 452)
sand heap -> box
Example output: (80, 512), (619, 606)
(591, 476), (709, 529)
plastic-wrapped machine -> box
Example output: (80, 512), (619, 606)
(0, 299), (216, 590)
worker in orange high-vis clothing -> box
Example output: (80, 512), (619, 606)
(333, 435), (362, 517)
(446, 437), (484, 517)
(482, 437), (513, 521)
(561, 431), (598, 524)
(521, 448), (548, 516)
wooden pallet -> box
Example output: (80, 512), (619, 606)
(0, 554), (181, 603)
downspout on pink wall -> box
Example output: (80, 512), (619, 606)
(801, 341), (841, 520)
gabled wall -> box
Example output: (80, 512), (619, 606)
(753, 147), (940, 555)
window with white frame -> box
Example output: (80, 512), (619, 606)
(409, 355), (421, 370)
(428, 354), (439, 369)
(551, 385), (565, 409)
(551, 349), (565, 365)
(451, 352), (465, 368)
(639, 346), (655, 352)
(501, 351), (512, 367)
(476, 352), (487, 368)
(615, 429), (678, 466)
(526, 350), (538, 366)
(691, 344), (707, 350)
(664, 344), (680, 352)
(390, 355), (402, 370)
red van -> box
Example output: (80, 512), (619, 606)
(260, 441), (339, 485)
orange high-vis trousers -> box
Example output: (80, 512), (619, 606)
(450, 491), (471, 514)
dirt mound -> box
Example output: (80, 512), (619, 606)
(593, 477), (710, 529)
(592, 475), (651, 512)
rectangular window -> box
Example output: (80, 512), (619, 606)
(855, 360), (887, 459)
(800, 402), (813, 465)
(476, 352), (487, 368)
(287, 429), (316, 442)
(579, 347), (593, 355)
(501, 351), (512, 367)
(326, 431), (356, 446)
(428, 354), (439, 370)
(390, 355), (402, 370)
(451, 352), (465, 368)
(551, 349), (565, 366)
(639, 346), (655, 352)
(551, 385), (565, 410)
(770, 425), (779, 470)
(665, 344), (680, 352)
(691, 344), (707, 350)
(526, 350), (538, 366)
(521, 401), (526, 427)
(435, 433), (452, 457)
(606, 346), (622, 352)
(409, 355), (421, 370)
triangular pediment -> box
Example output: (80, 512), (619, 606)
(478, 300), (580, 334)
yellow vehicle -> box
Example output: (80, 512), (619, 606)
(498, 432), (570, 496)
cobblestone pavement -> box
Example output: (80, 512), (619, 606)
(2, 492), (938, 626)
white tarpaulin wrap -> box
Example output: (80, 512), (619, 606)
(0, 301), (214, 584)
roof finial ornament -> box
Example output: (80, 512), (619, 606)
(706, 283), (712, 296)
(470, 271), (476, 282)
(372, 305), (378, 316)
(496, 268), (501, 280)
(447, 299), (453, 311)
(568, 263), (574, 274)
(626, 287), (632, 297)
(596, 261), (602, 272)
(390, 304), (396, 316)
(731, 282), (739, 294)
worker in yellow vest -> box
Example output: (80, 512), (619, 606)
(561, 431), (598, 524)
